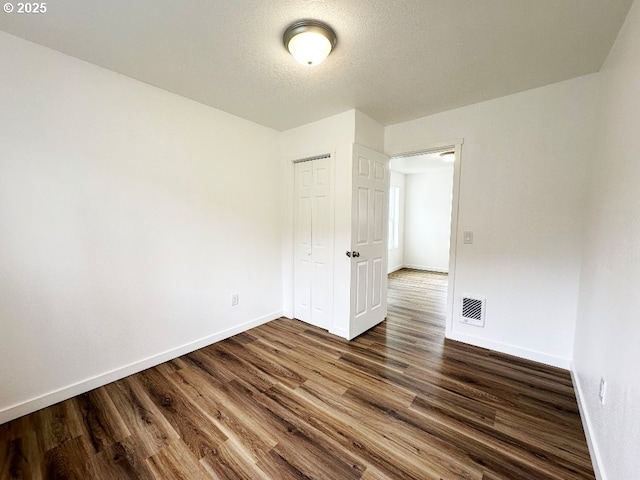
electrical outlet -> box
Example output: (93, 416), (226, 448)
(463, 231), (473, 244)
(231, 293), (239, 306)
(599, 377), (606, 404)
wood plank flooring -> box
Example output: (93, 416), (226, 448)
(0, 269), (595, 479)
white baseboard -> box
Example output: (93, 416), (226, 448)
(329, 326), (349, 340)
(0, 311), (282, 425)
(387, 264), (404, 274)
(446, 330), (571, 370)
(571, 367), (606, 480)
(403, 263), (449, 274)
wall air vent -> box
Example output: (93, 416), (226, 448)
(460, 295), (486, 327)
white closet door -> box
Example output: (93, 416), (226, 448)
(294, 161), (313, 324)
(294, 157), (333, 329)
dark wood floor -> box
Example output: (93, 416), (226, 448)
(0, 269), (594, 479)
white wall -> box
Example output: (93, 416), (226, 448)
(355, 110), (385, 153)
(388, 170), (406, 273)
(0, 32), (283, 423)
(385, 74), (600, 368)
(404, 168), (454, 272)
(572, 1), (640, 478)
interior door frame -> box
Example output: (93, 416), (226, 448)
(386, 139), (464, 339)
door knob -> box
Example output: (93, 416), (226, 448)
(353, 251), (360, 257)
(346, 251), (352, 257)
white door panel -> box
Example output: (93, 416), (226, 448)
(294, 157), (333, 329)
(294, 162), (313, 323)
(350, 145), (389, 338)
(357, 187), (369, 244)
(373, 189), (384, 242)
(355, 260), (368, 317)
(372, 257), (383, 308)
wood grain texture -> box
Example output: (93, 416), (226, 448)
(0, 269), (594, 479)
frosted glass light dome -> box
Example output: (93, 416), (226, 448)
(440, 151), (455, 162)
(288, 31), (332, 66)
(284, 20), (337, 67)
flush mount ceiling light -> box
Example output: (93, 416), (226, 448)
(440, 151), (455, 162)
(283, 20), (337, 66)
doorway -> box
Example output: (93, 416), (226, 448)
(386, 144), (462, 334)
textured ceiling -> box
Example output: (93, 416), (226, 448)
(0, 0), (633, 131)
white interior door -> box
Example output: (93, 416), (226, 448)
(350, 144), (389, 338)
(294, 157), (333, 329)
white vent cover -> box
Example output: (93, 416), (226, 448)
(460, 295), (486, 327)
